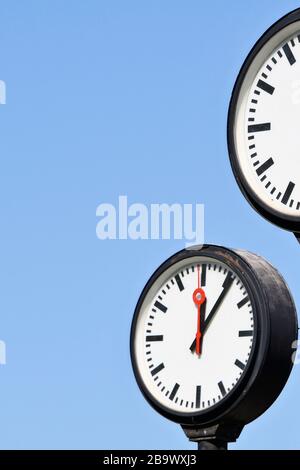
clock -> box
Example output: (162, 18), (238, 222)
(130, 245), (297, 441)
(228, 8), (300, 239)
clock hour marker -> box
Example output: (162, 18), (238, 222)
(175, 274), (184, 292)
(218, 381), (226, 397)
(256, 158), (274, 176)
(201, 263), (207, 287)
(151, 363), (165, 376)
(154, 301), (167, 313)
(146, 335), (163, 342)
(235, 359), (246, 371)
(237, 295), (250, 309)
(248, 123), (271, 133)
(239, 330), (253, 337)
(169, 383), (180, 401)
(283, 43), (296, 65)
(281, 181), (295, 205)
(195, 385), (201, 409)
(257, 79), (275, 95)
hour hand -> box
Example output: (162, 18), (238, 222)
(190, 299), (206, 353)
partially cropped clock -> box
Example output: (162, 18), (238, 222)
(228, 8), (300, 238)
(130, 245), (297, 435)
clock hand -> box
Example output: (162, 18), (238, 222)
(204, 271), (234, 331)
(199, 298), (207, 353)
(190, 272), (234, 353)
(192, 266), (206, 356)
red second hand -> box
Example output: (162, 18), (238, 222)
(193, 266), (206, 355)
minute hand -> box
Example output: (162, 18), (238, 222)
(189, 272), (234, 352)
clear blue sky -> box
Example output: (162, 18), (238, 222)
(0, 0), (300, 450)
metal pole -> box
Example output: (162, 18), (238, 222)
(198, 440), (228, 450)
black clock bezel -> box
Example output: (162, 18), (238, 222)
(130, 245), (271, 427)
(227, 7), (300, 235)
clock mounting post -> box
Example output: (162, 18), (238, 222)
(182, 422), (244, 450)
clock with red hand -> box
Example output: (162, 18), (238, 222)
(130, 245), (297, 428)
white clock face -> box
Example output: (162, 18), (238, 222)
(234, 21), (300, 218)
(133, 256), (255, 414)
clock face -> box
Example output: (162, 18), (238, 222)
(230, 14), (300, 226)
(131, 256), (256, 416)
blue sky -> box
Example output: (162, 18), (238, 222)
(1, 0), (300, 450)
